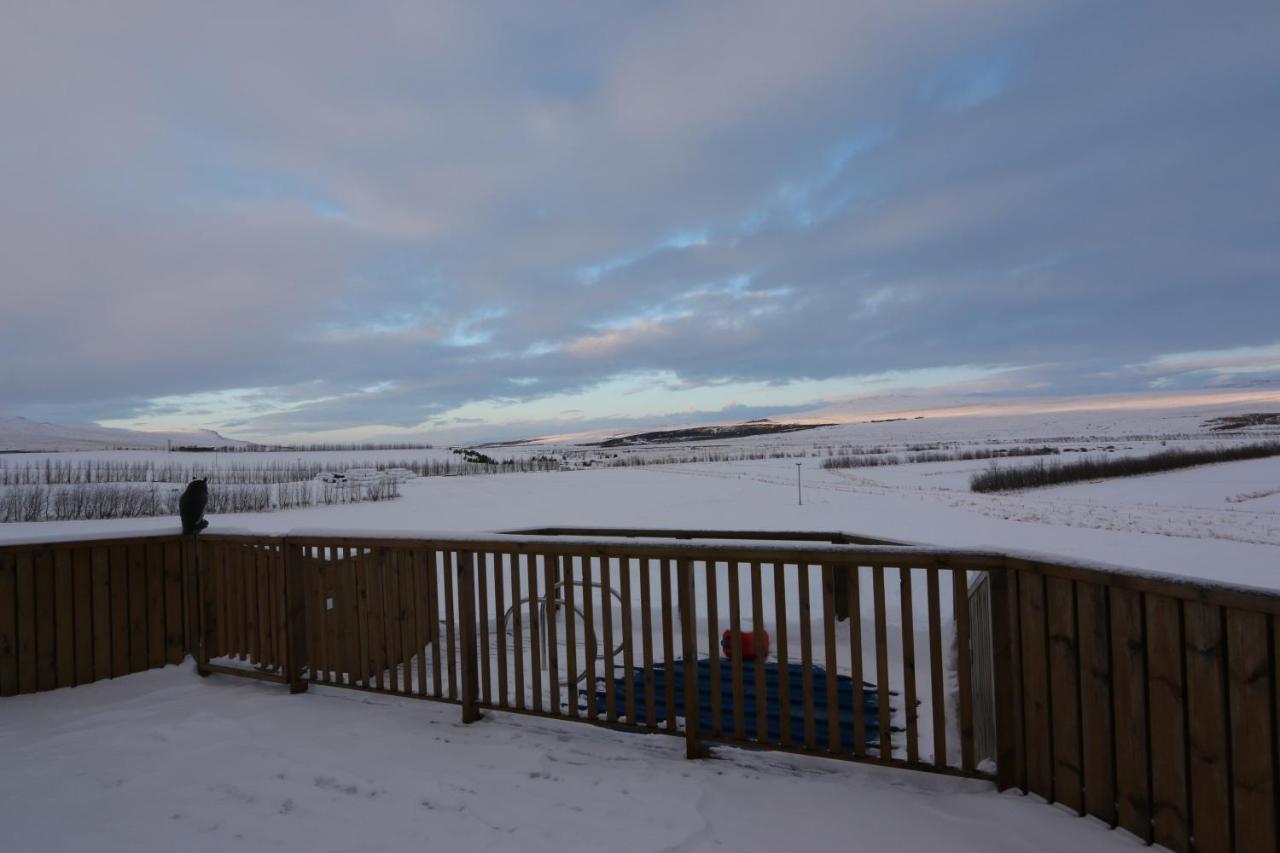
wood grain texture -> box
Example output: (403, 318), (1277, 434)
(1226, 608), (1275, 853)
(1145, 594), (1188, 852)
(1075, 581), (1115, 825)
(1109, 586), (1150, 843)
(1046, 576), (1082, 813)
(1184, 601), (1230, 853)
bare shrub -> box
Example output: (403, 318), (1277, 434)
(970, 442), (1280, 492)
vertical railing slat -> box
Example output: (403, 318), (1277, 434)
(619, 558), (633, 725)
(546, 553), (562, 716)
(729, 560), (746, 741)
(953, 565), (975, 772)
(847, 565), (865, 757)
(640, 557), (654, 727)
(284, 543), (307, 694)
(458, 551), (480, 723)
(511, 554), (525, 710)
(706, 559), (721, 736)
(564, 556), (578, 718)
(660, 558), (680, 732)
(1146, 594), (1189, 852)
(821, 564), (840, 754)
(495, 552), (508, 708)
(258, 544), (273, 673)
(1226, 608), (1275, 853)
(678, 559), (700, 758)
(15, 551), (36, 692)
(352, 546), (370, 688)
(54, 548), (75, 688)
(872, 565), (891, 758)
(751, 562), (767, 745)
(1074, 582), (1115, 822)
(1184, 600), (1230, 853)
(799, 562), (816, 750)
(73, 548), (96, 684)
(414, 548), (429, 696)
(427, 550), (442, 698)
(599, 557), (612, 722)
(900, 566), (918, 763)
(370, 548), (389, 691)
(343, 545), (358, 685)
(584, 556), (598, 720)
(773, 561), (791, 747)
(1046, 576), (1082, 813)
(527, 555), (543, 713)
(401, 549), (419, 697)
(387, 549), (404, 693)
(1020, 571), (1051, 795)
(926, 568), (946, 767)
(144, 543), (165, 672)
(1110, 586), (1151, 843)
(30, 549), (53, 690)
(307, 549), (323, 682)
(443, 552), (457, 700)
(0, 551), (17, 696)
(477, 551), (491, 705)
(110, 544), (134, 675)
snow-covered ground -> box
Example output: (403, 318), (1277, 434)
(0, 667), (1142, 853)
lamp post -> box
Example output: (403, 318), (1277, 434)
(796, 462), (803, 506)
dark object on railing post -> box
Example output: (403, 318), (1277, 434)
(179, 478), (209, 535)
(677, 558), (707, 759)
(459, 550), (482, 723)
(284, 541), (309, 694)
(987, 564), (1021, 791)
(192, 534), (211, 677)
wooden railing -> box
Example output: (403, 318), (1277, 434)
(0, 532), (191, 696)
(2, 528), (1278, 851)
(259, 530), (996, 776)
(995, 555), (1280, 853)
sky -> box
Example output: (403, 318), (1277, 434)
(2, 2), (1278, 444)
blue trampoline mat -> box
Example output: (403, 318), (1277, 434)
(587, 657), (900, 753)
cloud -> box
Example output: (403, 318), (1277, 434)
(1, 2), (1277, 440)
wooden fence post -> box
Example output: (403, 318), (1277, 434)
(285, 541), (309, 694)
(194, 536), (212, 677)
(989, 563), (1021, 791)
(459, 550), (482, 723)
(677, 558), (707, 758)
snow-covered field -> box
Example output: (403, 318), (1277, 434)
(0, 667), (1141, 853)
(3, 441), (1276, 587)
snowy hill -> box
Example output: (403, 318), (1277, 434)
(0, 416), (247, 452)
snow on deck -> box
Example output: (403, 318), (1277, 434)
(0, 666), (1140, 853)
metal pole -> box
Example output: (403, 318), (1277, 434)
(796, 462), (802, 506)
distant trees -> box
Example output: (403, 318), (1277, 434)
(0, 478), (403, 522)
(823, 446), (1058, 470)
(970, 442), (1280, 492)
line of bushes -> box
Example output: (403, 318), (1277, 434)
(969, 442), (1280, 493)
(599, 448), (807, 467)
(823, 446), (1059, 470)
(0, 455), (565, 486)
(0, 479), (400, 523)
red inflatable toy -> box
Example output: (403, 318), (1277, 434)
(721, 629), (770, 661)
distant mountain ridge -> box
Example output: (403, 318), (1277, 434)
(590, 420), (835, 447)
(0, 416), (246, 452)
